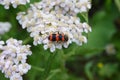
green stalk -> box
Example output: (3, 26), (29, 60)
(23, 37), (32, 45)
(41, 52), (56, 80)
(59, 50), (66, 71)
(46, 69), (61, 80)
(31, 65), (44, 72)
(81, 12), (89, 23)
(115, 0), (120, 12)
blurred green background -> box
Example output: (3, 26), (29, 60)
(0, 0), (120, 80)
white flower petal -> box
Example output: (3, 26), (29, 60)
(0, 38), (32, 80)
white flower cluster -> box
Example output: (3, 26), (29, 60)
(17, 0), (92, 52)
(34, 0), (91, 15)
(0, 0), (30, 9)
(105, 44), (116, 55)
(0, 22), (11, 35)
(0, 38), (32, 80)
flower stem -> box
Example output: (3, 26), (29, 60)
(23, 37), (32, 45)
(59, 50), (66, 71)
(41, 52), (56, 80)
(46, 69), (61, 80)
(81, 12), (89, 23)
(115, 0), (120, 12)
(31, 65), (44, 72)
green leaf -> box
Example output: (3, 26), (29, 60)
(85, 61), (93, 80)
(98, 63), (118, 77)
(74, 8), (119, 55)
